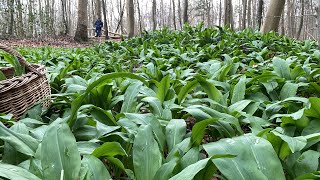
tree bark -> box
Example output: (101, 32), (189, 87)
(219, 0), (222, 26)
(242, 0), (247, 30)
(296, 0), (304, 39)
(257, 0), (263, 29)
(102, 0), (109, 39)
(95, 0), (102, 18)
(317, 1), (320, 48)
(247, 0), (252, 28)
(152, 0), (157, 30)
(16, 0), (24, 36)
(224, 0), (233, 29)
(74, 0), (88, 42)
(172, 0), (176, 30)
(183, 0), (188, 24)
(8, 0), (14, 36)
(178, 0), (182, 28)
(261, 0), (285, 33)
(136, 0), (143, 32)
(61, 0), (69, 35)
(127, 0), (135, 38)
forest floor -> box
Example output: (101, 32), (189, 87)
(0, 36), (109, 48)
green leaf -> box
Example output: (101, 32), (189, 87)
(92, 142), (127, 158)
(0, 71), (6, 80)
(166, 119), (187, 152)
(0, 122), (38, 156)
(121, 81), (143, 113)
(231, 75), (246, 104)
(273, 57), (291, 80)
(195, 76), (222, 102)
(305, 97), (320, 119)
(81, 155), (112, 180)
(142, 97), (163, 117)
(280, 82), (298, 100)
(203, 134), (285, 180)
(68, 72), (148, 127)
(293, 150), (320, 177)
(0, 163), (41, 180)
(153, 157), (179, 180)
(156, 75), (171, 103)
(133, 125), (162, 180)
(177, 80), (199, 104)
(41, 123), (81, 180)
(169, 154), (234, 180)
(191, 118), (220, 146)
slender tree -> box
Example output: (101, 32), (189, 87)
(95, 0), (102, 18)
(242, 0), (247, 30)
(257, 0), (263, 29)
(261, 0), (286, 33)
(74, 0), (88, 42)
(172, 0), (176, 30)
(296, 0), (304, 39)
(224, 0), (233, 29)
(102, 0), (109, 39)
(127, 0), (135, 37)
(317, 1), (320, 47)
(152, 0), (157, 30)
(183, 0), (188, 24)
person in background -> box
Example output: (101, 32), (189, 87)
(95, 17), (103, 37)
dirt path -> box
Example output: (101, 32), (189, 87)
(0, 36), (103, 48)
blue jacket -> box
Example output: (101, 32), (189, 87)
(95, 20), (103, 30)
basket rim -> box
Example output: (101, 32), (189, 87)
(0, 64), (47, 93)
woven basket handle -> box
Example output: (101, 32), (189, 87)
(0, 44), (41, 75)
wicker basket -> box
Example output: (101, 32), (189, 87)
(0, 44), (51, 119)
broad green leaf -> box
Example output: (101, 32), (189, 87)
(0, 163), (41, 180)
(153, 157), (179, 180)
(68, 72), (148, 127)
(169, 154), (234, 180)
(133, 125), (162, 180)
(77, 142), (99, 155)
(156, 75), (171, 103)
(272, 131), (307, 154)
(0, 122), (38, 156)
(166, 119), (187, 152)
(177, 80), (199, 104)
(81, 155), (112, 180)
(195, 76), (222, 103)
(228, 100), (251, 112)
(142, 97), (163, 117)
(191, 118), (220, 146)
(273, 57), (291, 80)
(280, 82), (298, 100)
(305, 97), (320, 119)
(121, 81), (143, 113)
(41, 123), (81, 180)
(293, 150), (320, 177)
(231, 75), (246, 104)
(203, 134), (285, 180)
(92, 142), (127, 157)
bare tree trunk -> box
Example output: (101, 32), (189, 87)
(28, 0), (34, 37)
(183, 0), (188, 24)
(219, 0), (222, 26)
(8, 0), (14, 36)
(261, 0), (285, 33)
(102, 0), (109, 39)
(16, 0), (24, 36)
(257, 0), (263, 29)
(74, 0), (88, 42)
(95, 0), (102, 18)
(317, 1), (320, 48)
(247, 0), (252, 28)
(172, 0), (176, 30)
(115, 1), (125, 33)
(242, 0), (247, 30)
(296, 0), (304, 39)
(61, 0), (69, 35)
(136, 0), (142, 32)
(224, 0), (233, 29)
(127, 0), (135, 37)
(178, 0), (182, 29)
(152, 0), (157, 30)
